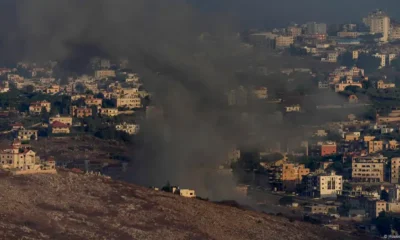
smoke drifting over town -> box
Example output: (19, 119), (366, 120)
(0, 0), (358, 200)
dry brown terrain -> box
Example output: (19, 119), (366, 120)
(0, 170), (368, 240)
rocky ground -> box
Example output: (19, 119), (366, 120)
(0, 170), (367, 240)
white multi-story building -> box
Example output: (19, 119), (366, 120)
(304, 171), (343, 198)
(364, 10), (390, 42)
(373, 53), (386, 68)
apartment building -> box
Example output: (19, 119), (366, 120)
(113, 96), (142, 109)
(391, 158), (400, 184)
(352, 155), (387, 182)
(304, 171), (343, 199)
(275, 35), (294, 48)
(17, 129), (38, 141)
(281, 163), (310, 191)
(85, 97), (102, 107)
(29, 101), (51, 115)
(368, 140), (383, 154)
(70, 106), (93, 118)
(366, 200), (387, 218)
(99, 108), (119, 117)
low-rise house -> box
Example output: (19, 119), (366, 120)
(49, 114), (73, 126)
(115, 123), (140, 135)
(377, 80), (395, 89)
(71, 106), (93, 118)
(45, 84), (60, 94)
(17, 129), (38, 141)
(50, 121), (70, 134)
(304, 204), (337, 215)
(177, 189), (196, 198)
(99, 108), (119, 117)
(85, 96), (102, 107)
(29, 101), (51, 115)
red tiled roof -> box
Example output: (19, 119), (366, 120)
(51, 121), (70, 128)
(10, 123), (23, 127)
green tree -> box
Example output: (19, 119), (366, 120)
(381, 190), (389, 202)
(75, 83), (85, 93)
(40, 107), (49, 120)
(279, 196), (294, 206)
(392, 58), (400, 71)
(356, 53), (381, 74)
(338, 51), (355, 67)
(374, 212), (392, 236)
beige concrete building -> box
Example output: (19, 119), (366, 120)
(29, 101), (51, 114)
(352, 155), (387, 182)
(85, 97), (102, 107)
(114, 96), (142, 109)
(377, 80), (395, 89)
(368, 140), (383, 154)
(334, 77), (362, 92)
(49, 115), (72, 126)
(17, 129), (38, 141)
(70, 106), (93, 118)
(178, 189), (196, 198)
(45, 84), (60, 94)
(275, 36), (294, 48)
(337, 32), (360, 38)
(0, 140), (36, 170)
(287, 26), (302, 37)
(391, 158), (400, 183)
(50, 121), (70, 134)
(99, 108), (119, 117)
(364, 10), (390, 42)
(95, 70), (116, 79)
(367, 200), (387, 218)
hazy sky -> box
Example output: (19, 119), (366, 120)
(190, 0), (400, 28)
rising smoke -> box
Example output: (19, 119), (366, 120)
(0, 0), (362, 201)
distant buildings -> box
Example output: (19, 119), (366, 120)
(306, 22), (327, 35)
(275, 36), (294, 48)
(99, 108), (119, 117)
(253, 87), (268, 99)
(17, 129), (38, 141)
(49, 115), (73, 126)
(363, 10), (390, 42)
(29, 101), (51, 115)
(115, 123), (140, 135)
(94, 70), (116, 79)
(377, 80), (395, 89)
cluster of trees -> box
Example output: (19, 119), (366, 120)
(339, 52), (381, 74)
(374, 212), (400, 236)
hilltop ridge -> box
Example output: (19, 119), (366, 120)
(0, 170), (363, 240)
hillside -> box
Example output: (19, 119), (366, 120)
(0, 171), (363, 240)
